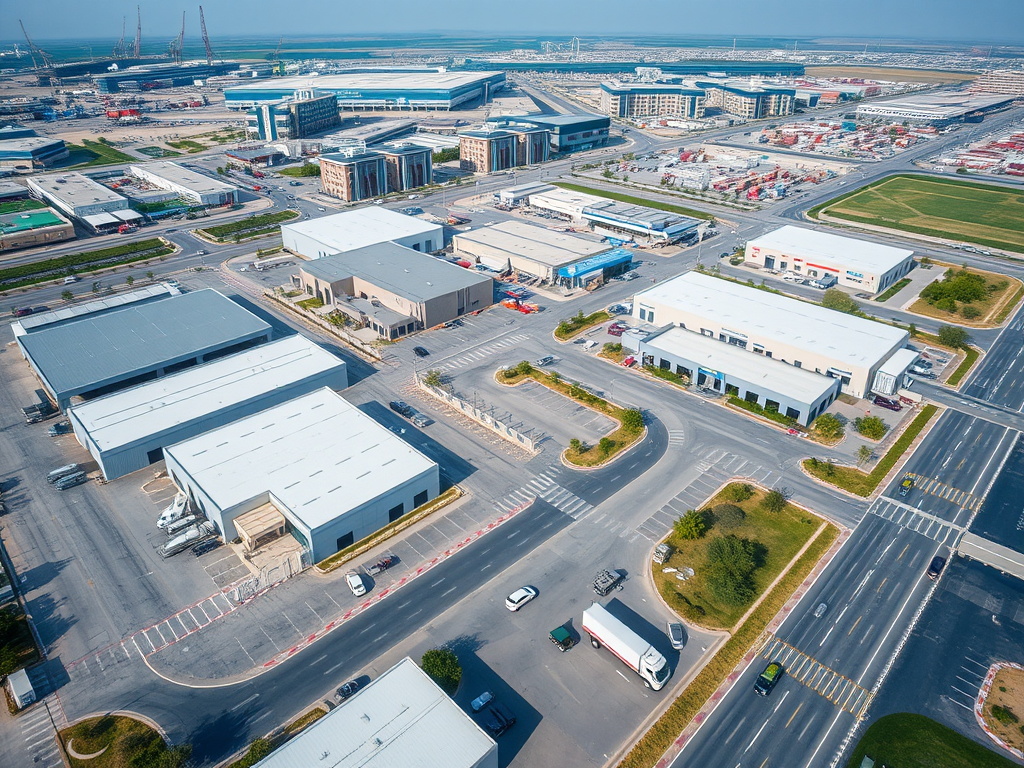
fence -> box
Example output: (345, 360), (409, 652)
(418, 378), (537, 452)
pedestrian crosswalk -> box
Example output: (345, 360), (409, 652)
(14, 696), (64, 768)
(757, 635), (873, 719)
(904, 473), (983, 512)
(668, 430), (686, 446)
(869, 496), (963, 544)
(636, 448), (774, 542)
(492, 463), (595, 521)
(437, 333), (532, 371)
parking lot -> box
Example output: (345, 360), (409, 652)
(503, 379), (616, 449)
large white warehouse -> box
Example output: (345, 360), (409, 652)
(164, 388), (439, 562)
(67, 336), (348, 481)
(632, 271), (908, 399)
(282, 207), (442, 259)
(743, 225), (914, 295)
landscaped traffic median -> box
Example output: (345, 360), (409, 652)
(0, 238), (174, 293)
(803, 404), (939, 497)
(497, 361), (645, 467)
(196, 210), (299, 243)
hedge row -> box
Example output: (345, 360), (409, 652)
(0, 239), (172, 290)
(200, 210), (298, 239)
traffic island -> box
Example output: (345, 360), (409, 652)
(59, 715), (189, 768)
(978, 662), (1024, 760)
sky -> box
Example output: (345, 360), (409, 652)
(4, 0), (1024, 43)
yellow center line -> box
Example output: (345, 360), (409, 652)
(876, 577), (888, 593)
(847, 615), (862, 636)
(897, 544), (909, 562)
(786, 703), (803, 728)
(760, 758), (770, 768)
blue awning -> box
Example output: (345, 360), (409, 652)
(558, 248), (634, 278)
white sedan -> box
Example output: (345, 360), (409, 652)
(505, 586), (538, 612)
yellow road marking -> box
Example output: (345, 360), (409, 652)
(786, 703), (803, 728)
(847, 616), (862, 636)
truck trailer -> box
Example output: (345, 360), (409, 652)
(581, 603), (670, 690)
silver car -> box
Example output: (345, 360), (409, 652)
(667, 621), (686, 650)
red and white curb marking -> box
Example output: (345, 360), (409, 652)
(975, 662), (1024, 760)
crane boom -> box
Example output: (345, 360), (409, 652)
(199, 6), (216, 65)
(132, 5), (141, 59)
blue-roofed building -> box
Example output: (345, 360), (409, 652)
(17, 289), (272, 410)
(557, 248), (636, 288)
(224, 71), (505, 111)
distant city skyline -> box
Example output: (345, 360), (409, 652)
(3, 0), (1023, 44)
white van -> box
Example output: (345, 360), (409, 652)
(64, 276), (79, 285)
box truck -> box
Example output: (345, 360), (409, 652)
(581, 603), (670, 690)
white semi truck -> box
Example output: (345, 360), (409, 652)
(582, 603), (670, 690)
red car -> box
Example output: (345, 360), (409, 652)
(607, 322), (629, 337)
(873, 395), (902, 412)
(621, 356), (636, 367)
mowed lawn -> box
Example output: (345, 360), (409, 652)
(820, 175), (1024, 254)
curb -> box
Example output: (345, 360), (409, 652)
(975, 662), (1024, 760)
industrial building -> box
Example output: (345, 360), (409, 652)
(459, 126), (549, 173)
(637, 326), (840, 425)
(856, 92), (1014, 126)
(27, 172), (129, 219)
(0, 181), (30, 202)
(17, 289), (272, 411)
(600, 82), (707, 119)
(971, 70), (1024, 98)
(453, 220), (612, 282)
(282, 207), (442, 258)
(250, 657), (497, 768)
(67, 336), (348, 481)
(0, 133), (70, 171)
(632, 271), (908, 399)
(245, 90), (342, 141)
(93, 61), (241, 93)
(12, 284), (179, 337)
(1, 207), (74, 251)
(743, 226), (915, 294)
(297, 241), (493, 337)
(128, 162), (238, 207)
(319, 144), (432, 202)
(487, 114), (611, 154)
(164, 388), (440, 562)
(224, 70), (506, 111)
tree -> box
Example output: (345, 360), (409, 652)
(938, 325), (971, 349)
(724, 483), (754, 502)
(821, 288), (861, 315)
(621, 408), (644, 432)
(598, 437), (614, 455)
(908, 322), (917, 338)
(813, 413), (845, 440)
(0, 608), (16, 643)
(704, 535), (759, 606)
(515, 360), (533, 376)
(857, 445), (873, 466)
(569, 438), (583, 453)
(0, 645), (18, 677)
(714, 503), (746, 530)
(126, 275), (135, 287)
(216, 166), (225, 175)
(61, 290), (74, 301)
(423, 369), (444, 387)
(761, 488), (789, 514)
(146, 271), (155, 281)
(960, 305), (981, 320)
(421, 648), (461, 694)
(854, 415), (888, 440)
(92, 281), (101, 293)
(674, 509), (707, 540)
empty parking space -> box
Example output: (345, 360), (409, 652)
(509, 379), (616, 447)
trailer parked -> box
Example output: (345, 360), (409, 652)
(581, 603), (670, 690)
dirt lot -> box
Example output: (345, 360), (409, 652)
(983, 666), (1024, 752)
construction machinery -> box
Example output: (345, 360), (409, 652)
(132, 6), (141, 58)
(199, 6), (216, 65)
(112, 17), (130, 59)
(168, 12), (185, 65)
(18, 20), (55, 71)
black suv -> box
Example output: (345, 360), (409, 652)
(484, 702), (516, 736)
(389, 400), (413, 418)
(927, 556), (946, 581)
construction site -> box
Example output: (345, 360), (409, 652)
(742, 119), (939, 161)
(931, 128), (1024, 177)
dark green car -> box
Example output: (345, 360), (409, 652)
(754, 661), (783, 696)
(550, 626), (575, 652)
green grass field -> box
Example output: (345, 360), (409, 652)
(846, 713), (1019, 768)
(814, 175), (1024, 254)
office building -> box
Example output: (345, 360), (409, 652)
(246, 91), (342, 141)
(632, 271), (908, 398)
(744, 226), (915, 295)
(164, 388), (439, 562)
(297, 241), (493, 337)
(68, 336), (348, 481)
(970, 70), (1024, 98)
(319, 144), (432, 202)
(600, 82), (707, 118)
(459, 127), (549, 173)
(487, 114), (610, 154)
(700, 82), (796, 119)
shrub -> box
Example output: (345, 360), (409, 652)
(854, 415), (889, 440)
(621, 408), (644, 432)
(0, 645), (17, 676)
(938, 325), (971, 349)
(61, 290), (73, 301)
(569, 438), (583, 453)
(921, 268), (988, 304)
(724, 483), (754, 502)
(935, 296), (957, 313)
(705, 535), (759, 606)
(760, 488), (789, 514)
(812, 413), (845, 440)
(857, 445), (873, 466)
(603, 342), (622, 354)
(598, 437), (614, 455)
(421, 648), (461, 694)
(674, 509), (707, 540)
(992, 705), (1019, 725)
(960, 304), (981, 319)
(423, 369), (444, 387)
(515, 360), (533, 376)
(713, 503), (746, 530)
(821, 289), (861, 315)
(234, 738), (273, 768)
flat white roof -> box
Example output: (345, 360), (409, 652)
(283, 207), (441, 255)
(878, 347), (919, 377)
(748, 226), (913, 275)
(229, 70), (503, 93)
(164, 388), (437, 531)
(69, 336), (345, 453)
(129, 161), (238, 196)
(529, 186), (605, 212)
(13, 284), (178, 334)
(635, 272), (907, 369)
(28, 172), (126, 207)
(454, 220), (608, 267)
(643, 326), (838, 403)
(252, 658), (495, 768)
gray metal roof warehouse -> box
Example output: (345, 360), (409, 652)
(18, 289), (272, 410)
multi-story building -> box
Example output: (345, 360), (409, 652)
(487, 114), (611, 154)
(459, 127), (549, 173)
(700, 82), (796, 119)
(600, 82), (706, 118)
(245, 90), (341, 141)
(319, 151), (388, 202)
(382, 144), (432, 192)
(970, 70), (1024, 98)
